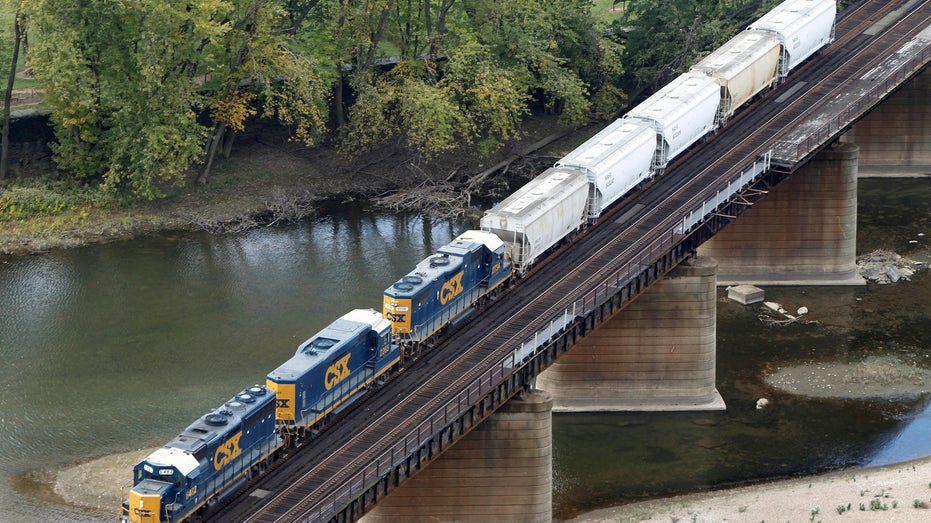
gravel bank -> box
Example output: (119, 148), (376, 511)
(566, 457), (931, 522)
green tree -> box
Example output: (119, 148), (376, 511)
(25, 0), (329, 197)
(197, 1), (330, 185)
(618, 0), (765, 90)
(337, 0), (609, 159)
(26, 1), (225, 197)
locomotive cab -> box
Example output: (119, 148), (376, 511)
(121, 449), (198, 523)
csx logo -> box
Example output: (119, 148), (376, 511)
(213, 432), (243, 470)
(133, 508), (152, 517)
(386, 312), (406, 323)
(439, 271), (465, 305)
(325, 353), (352, 390)
(276, 399), (290, 408)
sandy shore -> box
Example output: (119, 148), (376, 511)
(53, 448), (153, 513)
(564, 355), (931, 523)
(565, 457), (931, 522)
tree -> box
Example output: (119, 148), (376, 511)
(197, 0), (330, 185)
(618, 0), (764, 90)
(25, 1), (228, 197)
(336, 0), (606, 159)
(24, 0), (330, 196)
(1, 4), (24, 180)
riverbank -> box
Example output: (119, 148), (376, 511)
(0, 131), (398, 255)
(565, 456), (931, 522)
(0, 117), (576, 256)
(564, 355), (931, 522)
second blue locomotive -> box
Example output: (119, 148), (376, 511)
(383, 230), (512, 347)
(266, 308), (398, 442)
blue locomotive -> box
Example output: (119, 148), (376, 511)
(266, 308), (398, 442)
(121, 385), (279, 523)
(121, 309), (397, 523)
(383, 230), (512, 347)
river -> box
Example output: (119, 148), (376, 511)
(0, 178), (929, 522)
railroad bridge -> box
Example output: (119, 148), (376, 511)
(212, 2), (931, 521)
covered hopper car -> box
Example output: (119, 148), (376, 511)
(691, 30), (782, 125)
(750, 0), (837, 77)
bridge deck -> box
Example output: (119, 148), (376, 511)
(773, 6), (931, 164)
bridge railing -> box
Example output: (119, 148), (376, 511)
(773, 38), (931, 163)
(304, 334), (520, 521)
(676, 152), (773, 236)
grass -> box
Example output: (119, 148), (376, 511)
(0, 8), (41, 102)
(591, 0), (627, 25)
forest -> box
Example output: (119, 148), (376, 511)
(0, 0), (846, 224)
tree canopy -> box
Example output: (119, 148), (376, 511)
(616, 0), (777, 89)
(25, 0), (329, 197)
(8, 0), (767, 199)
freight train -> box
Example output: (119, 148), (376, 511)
(120, 1), (835, 521)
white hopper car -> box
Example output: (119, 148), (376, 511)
(625, 71), (721, 173)
(480, 167), (589, 274)
(750, 0), (837, 77)
(556, 118), (655, 220)
(691, 30), (782, 125)
(481, 0), (836, 275)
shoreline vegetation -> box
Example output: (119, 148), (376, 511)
(0, 117), (580, 256)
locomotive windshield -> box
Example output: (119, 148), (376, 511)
(136, 463), (179, 484)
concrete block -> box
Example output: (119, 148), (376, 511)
(727, 284), (764, 304)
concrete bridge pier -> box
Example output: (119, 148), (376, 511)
(697, 142), (864, 285)
(536, 256), (724, 412)
(360, 389), (553, 523)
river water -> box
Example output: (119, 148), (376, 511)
(0, 179), (929, 521)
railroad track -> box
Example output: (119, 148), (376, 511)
(211, 2), (931, 521)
